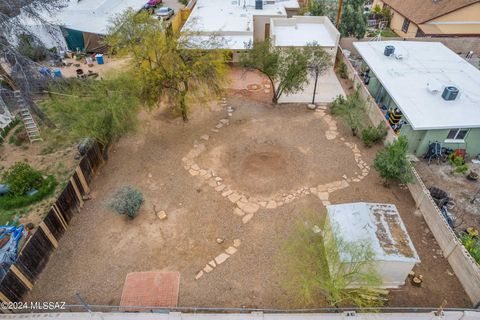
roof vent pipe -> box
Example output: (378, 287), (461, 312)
(384, 45), (395, 56)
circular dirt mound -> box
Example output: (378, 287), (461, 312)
(227, 143), (306, 194)
(242, 151), (287, 178)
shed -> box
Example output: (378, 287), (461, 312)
(325, 202), (420, 288)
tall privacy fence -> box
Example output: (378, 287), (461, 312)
(336, 46), (480, 307)
(0, 142), (103, 307)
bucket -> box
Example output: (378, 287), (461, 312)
(53, 69), (62, 78)
(95, 54), (104, 65)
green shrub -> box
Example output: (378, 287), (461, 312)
(338, 61), (348, 79)
(2, 162), (44, 196)
(361, 123), (388, 147)
(459, 233), (480, 263)
(106, 186), (144, 219)
(0, 175), (57, 210)
(329, 90), (366, 136)
(373, 136), (413, 186)
(448, 153), (469, 174)
(455, 164), (469, 174)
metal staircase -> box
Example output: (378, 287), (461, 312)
(13, 90), (42, 143)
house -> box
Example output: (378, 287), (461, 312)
(183, 2), (344, 104)
(372, 0), (480, 37)
(20, 0), (148, 52)
(182, 0), (300, 61)
(353, 41), (480, 157)
(269, 15), (344, 103)
(325, 202), (420, 288)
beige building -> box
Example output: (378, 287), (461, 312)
(373, 0), (480, 37)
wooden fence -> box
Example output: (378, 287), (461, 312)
(0, 142), (103, 306)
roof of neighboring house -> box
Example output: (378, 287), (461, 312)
(182, 0), (298, 50)
(353, 41), (480, 130)
(381, 0), (480, 24)
(43, 0), (147, 35)
(326, 202), (420, 263)
(270, 16), (339, 47)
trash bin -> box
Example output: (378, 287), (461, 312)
(95, 54), (104, 65)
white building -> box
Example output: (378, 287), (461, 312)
(20, 0), (148, 52)
(183, 1), (344, 104)
(353, 41), (480, 156)
(325, 202), (420, 288)
(270, 16), (344, 104)
(182, 0), (300, 59)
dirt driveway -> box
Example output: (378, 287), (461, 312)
(24, 90), (471, 309)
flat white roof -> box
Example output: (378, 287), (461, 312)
(271, 17), (338, 47)
(47, 0), (147, 34)
(327, 202), (420, 264)
(183, 0), (297, 49)
(353, 41), (480, 130)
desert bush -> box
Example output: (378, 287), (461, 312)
(361, 123), (388, 147)
(281, 211), (385, 308)
(330, 90), (366, 136)
(338, 61), (348, 79)
(2, 162), (44, 196)
(373, 136), (413, 186)
(107, 186), (144, 219)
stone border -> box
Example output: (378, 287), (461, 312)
(184, 98), (370, 279)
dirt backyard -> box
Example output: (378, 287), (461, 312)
(415, 160), (480, 231)
(23, 70), (471, 310)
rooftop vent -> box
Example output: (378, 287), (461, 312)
(384, 45), (395, 57)
(442, 86), (459, 101)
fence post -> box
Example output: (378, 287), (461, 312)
(39, 222), (58, 249)
(70, 177), (84, 208)
(75, 167), (90, 194)
(53, 204), (68, 230)
(10, 265), (33, 290)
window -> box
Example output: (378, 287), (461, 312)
(446, 129), (469, 141)
(402, 18), (410, 33)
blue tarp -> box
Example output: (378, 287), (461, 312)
(0, 225), (25, 280)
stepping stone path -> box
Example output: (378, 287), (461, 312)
(195, 239), (242, 280)
(183, 97), (372, 279)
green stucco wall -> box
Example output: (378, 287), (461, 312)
(401, 127), (480, 157)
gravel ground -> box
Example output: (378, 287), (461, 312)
(24, 90), (471, 309)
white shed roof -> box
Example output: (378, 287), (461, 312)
(353, 41), (480, 130)
(327, 202), (420, 264)
(49, 0), (147, 35)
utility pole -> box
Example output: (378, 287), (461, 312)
(335, 0), (343, 27)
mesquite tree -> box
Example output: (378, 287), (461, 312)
(240, 39), (310, 104)
(0, 0), (66, 124)
(305, 42), (332, 104)
(106, 10), (228, 122)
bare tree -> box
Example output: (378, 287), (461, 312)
(0, 0), (66, 124)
